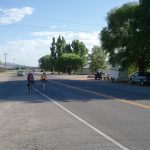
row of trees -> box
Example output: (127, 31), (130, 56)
(100, 0), (150, 73)
(39, 36), (90, 74)
(39, 35), (107, 74)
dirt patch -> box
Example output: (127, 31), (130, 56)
(47, 74), (94, 80)
(0, 72), (14, 82)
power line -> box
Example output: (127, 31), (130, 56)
(34, 7), (101, 18)
(1, 24), (100, 33)
(4, 53), (7, 70)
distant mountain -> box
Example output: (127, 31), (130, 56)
(1, 62), (24, 69)
(0, 62), (37, 69)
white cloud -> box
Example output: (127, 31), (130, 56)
(0, 39), (50, 67)
(32, 31), (100, 49)
(0, 7), (34, 25)
(0, 31), (100, 66)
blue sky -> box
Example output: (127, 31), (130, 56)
(0, 0), (138, 66)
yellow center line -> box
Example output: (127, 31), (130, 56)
(115, 99), (150, 110)
(49, 80), (150, 110)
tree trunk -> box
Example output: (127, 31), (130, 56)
(68, 69), (71, 75)
(138, 56), (145, 73)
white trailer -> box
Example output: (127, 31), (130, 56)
(108, 68), (129, 82)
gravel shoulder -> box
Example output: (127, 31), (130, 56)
(0, 72), (13, 82)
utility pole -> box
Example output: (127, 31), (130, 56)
(4, 53), (8, 70)
(13, 59), (16, 69)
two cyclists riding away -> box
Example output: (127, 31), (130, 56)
(27, 71), (47, 94)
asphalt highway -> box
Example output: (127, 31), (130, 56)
(0, 73), (150, 150)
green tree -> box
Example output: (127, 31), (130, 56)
(71, 40), (88, 66)
(56, 35), (66, 57)
(38, 55), (53, 71)
(56, 53), (82, 74)
(49, 36), (89, 73)
(89, 46), (107, 72)
(64, 44), (72, 53)
(138, 0), (150, 71)
(50, 37), (57, 71)
(100, 2), (149, 72)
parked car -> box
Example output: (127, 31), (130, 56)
(129, 72), (150, 86)
(17, 71), (25, 76)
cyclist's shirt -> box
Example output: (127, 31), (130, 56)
(41, 74), (47, 81)
(27, 73), (34, 81)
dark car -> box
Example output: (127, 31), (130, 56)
(129, 72), (150, 86)
(95, 70), (106, 80)
(95, 71), (102, 80)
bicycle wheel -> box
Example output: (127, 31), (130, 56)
(28, 82), (32, 94)
(42, 82), (46, 93)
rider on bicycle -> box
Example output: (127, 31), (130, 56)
(27, 72), (34, 87)
(40, 72), (47, 83)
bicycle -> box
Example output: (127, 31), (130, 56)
(41, 80), (46, 93)
(28, 80), (33, 94)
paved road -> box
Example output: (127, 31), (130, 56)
(0, 73), (150, 150)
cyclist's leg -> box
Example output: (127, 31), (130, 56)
(31, 82), (33, 94)
(42, 80), (46, 92)
(41, 80), (43, 87)
(27, 82), (29, 89)
(27, 82), (30, 93)
(28, 81), (32, 94)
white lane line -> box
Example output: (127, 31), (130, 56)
(34, 88), (129, 150)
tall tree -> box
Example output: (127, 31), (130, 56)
(56, 35), (66, 57)
(100, 2), (148, 71)
(50, 37), (57, 71)
(89, 46), (107, 72)
(71, 40), (88, 66)
(138, 0), (150, 71)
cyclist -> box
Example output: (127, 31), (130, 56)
(40, 72), (47, 92)
(40, 72), (47, 83)
(27, 72), (34, 88)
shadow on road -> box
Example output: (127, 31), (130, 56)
(48, 79), (150, 101)
(0, 78), (150, 103)
(0, 80), (49, 103)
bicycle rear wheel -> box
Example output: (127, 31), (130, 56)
(42, 82), (46, 93)
(28, 82), (32, 94)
